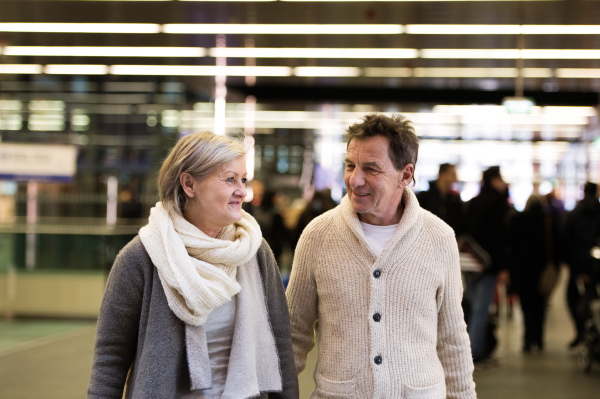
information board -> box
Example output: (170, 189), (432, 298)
(0, 143), (77, 182)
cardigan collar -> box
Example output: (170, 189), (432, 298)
(339, 187), (423, 264)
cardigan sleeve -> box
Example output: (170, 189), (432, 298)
(257, 241), (299, 399)
(285, 225), (320, 374)
(87, 244), (146, 399)
(436, 233), (477, 399)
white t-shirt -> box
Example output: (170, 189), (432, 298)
(360, 221), (399, 257)
(185, 297), (236, 399)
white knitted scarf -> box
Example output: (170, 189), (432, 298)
(139, 202), (263, 326)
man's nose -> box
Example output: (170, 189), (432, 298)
(348, 168), (365, 189)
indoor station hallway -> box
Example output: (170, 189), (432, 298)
(0, 269), (599, 399)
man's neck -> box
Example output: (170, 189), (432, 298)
(359, 201), (405, 226)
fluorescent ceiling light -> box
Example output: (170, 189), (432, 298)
(163, 24), (403, 34)
(2, 46), (205, 57)
(110, 65), (292, 76)
(0, 64), (42, 74)
(522, 25), (600, 34)
(556, 69), (600, 78)
(406, 25), (521, 35)
(522, 49), (600, 59)
(521, 68), (553, 78)
(293, 67), (361, 77)
(181, 0), (275, 1)
(364, 67), (412, 77)
(421, 49), (520, 59)
(44, 65), (108, 75)
(413, 68), (518, 78)
(208, 47), (418, 58)
(0, 23), (160, 33)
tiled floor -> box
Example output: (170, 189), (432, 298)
(0, 269), (599, 398)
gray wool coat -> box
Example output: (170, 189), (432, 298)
(87, 236), (299, 399)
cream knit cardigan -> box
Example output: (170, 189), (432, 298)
(286, 188), (476, 399)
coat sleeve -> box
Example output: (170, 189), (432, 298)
(285, 226), (320, 375)
(436, 233), (477, 399)
(258, 241), (300, 399)
(87, 247), (146, 399)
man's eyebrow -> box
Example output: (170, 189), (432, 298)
(363, 161), (382, 169)
(344, 158), (353, 164)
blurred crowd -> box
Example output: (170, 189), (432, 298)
(247, 165), (600, 370)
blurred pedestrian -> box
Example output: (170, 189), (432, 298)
(290, 188), (336, 250)
(417, 163), (463, 234)
(252, 189), (289, 265)
(463, 166), (511, 364)
(509, 194), (559, 352)
(88, 131), (298, 398)
(563, 182), (600, 348)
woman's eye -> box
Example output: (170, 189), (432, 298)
(226, 177), (235, 183)
(242, 178), (247, 184)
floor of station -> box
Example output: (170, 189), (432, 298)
(1, 269), (599, 399)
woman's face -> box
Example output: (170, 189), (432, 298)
(182, 156), (248, 237)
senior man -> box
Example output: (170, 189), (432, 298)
(286, 113), (476, 399)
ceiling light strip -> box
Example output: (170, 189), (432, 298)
(0, 23), (598, 35)
(2, 46), (206, 57)
(162, 24), (403, 34)
(6, 46), (600, 60)
(208, 47), (418, 58)
(0, 23), (160, 33)
(1, 64), (600, 79)
(110, 65), (292, 76)
(0, 64), (43, 74)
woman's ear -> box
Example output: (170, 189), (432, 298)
(180, 173), (197, 199)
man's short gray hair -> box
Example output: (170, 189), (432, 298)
(158, 131), (245, 213)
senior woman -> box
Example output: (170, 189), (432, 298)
(88, 131), (298, 399)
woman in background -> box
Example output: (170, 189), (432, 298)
(88, 131), (298, 399)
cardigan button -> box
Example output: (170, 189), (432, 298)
(374, 355), (383, 365)
(373, 269), (381, 278)
(373, 313), (381, 322)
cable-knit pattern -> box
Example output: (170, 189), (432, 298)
(139, 202), (263, 326)
(286, 188), (476, 399)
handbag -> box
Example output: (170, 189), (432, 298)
(457, 234), (491, 282)
(538, 214), (559, 297)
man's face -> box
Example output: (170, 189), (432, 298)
(441, 166), (457, 185)
(344, 135), (412, 225)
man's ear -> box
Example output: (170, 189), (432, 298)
(398, 164), (415, 189)
(180, 172), (197, 199)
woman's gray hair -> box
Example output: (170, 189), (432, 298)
(158, 131), (245, 213)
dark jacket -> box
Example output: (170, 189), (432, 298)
(563, 195), (600, 277)
(508, 205), (557, 293)
(464, 186), (510, 276)
(416, 180), (463, 234)
(87, 236), (298, 399)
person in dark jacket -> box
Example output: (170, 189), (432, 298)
(252, 190), (289, 265)
(416, 163), (463, 234)
(509, 194), (559, 352)
(463, 166), (511, 363)
(563, 182), (600, 348)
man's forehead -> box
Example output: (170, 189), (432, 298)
(346, 138), (391, 163)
